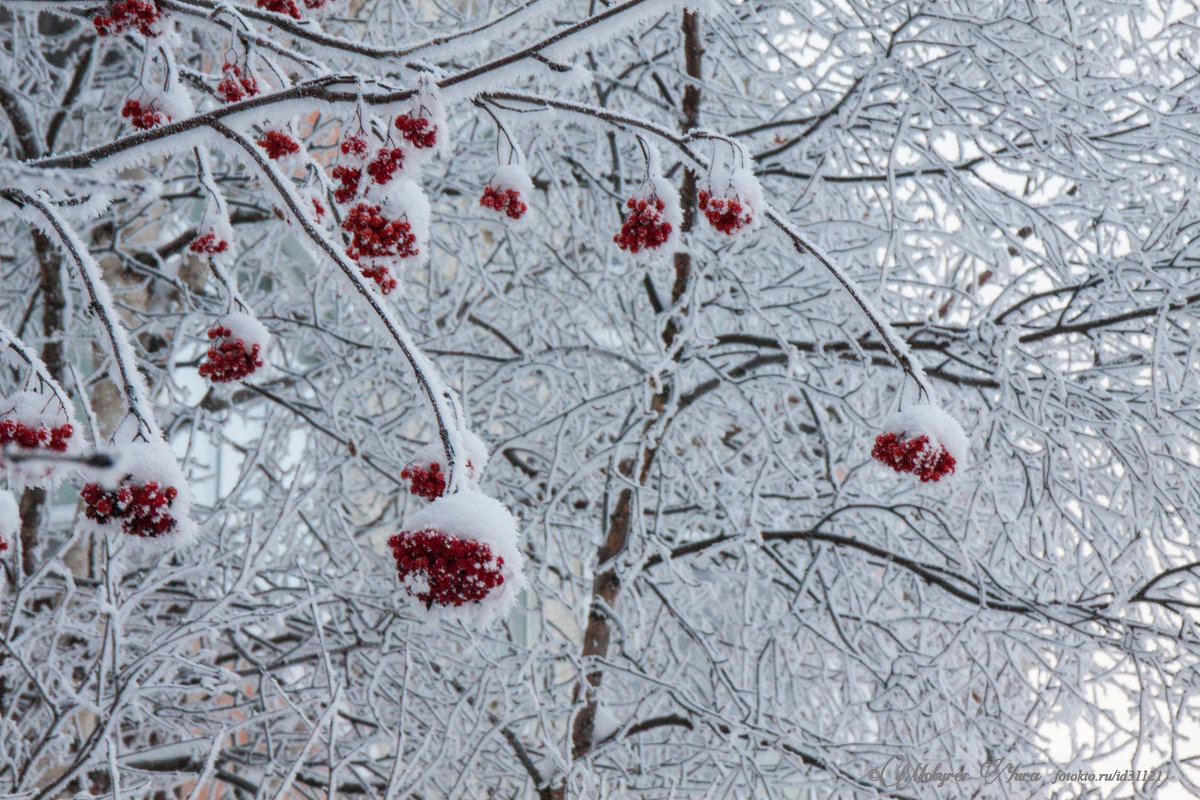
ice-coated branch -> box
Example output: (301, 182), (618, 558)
(1, 187), (163, 441)
(0, 320), (75, 416)
(480, 91), (938, 401)
(204, 120), (470, 491)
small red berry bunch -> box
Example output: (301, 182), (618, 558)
(388, 527), (505, 609)
(480, 186), (527, 219)
(256, 0), (302, 19)
(0, 418), (75, 453)
(615, 195), (673, 253)
(400, 460), (447, 500)
(341, 202), (418, 294)
(216, 62), (258, 104)
(93, 0), (164, 37)
(198, 325), (264, 383)
(698, 189), (753, 235)
(189, 232), (229, 255)
(121, 98), (166, 130)
(332, 134), (369, 204)
(257, 130), (301, 161)
(871, 432), (956, 482)
(395, 112), (438, 150)
(365, 147), (405, 185)
(81, 479), (180, 538)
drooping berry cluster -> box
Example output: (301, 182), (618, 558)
(81, 480), (179, 538)
(257, 130), (301, 161)
(341, 203), (418, 294)
(401, 461), (446, 499)
(189, 232), (230, 255)
(0, 419), (75, 453)
(121, 99), (166, 130)
(387, 527), (505, 609)
(93, 0), (164, 37)
(365, 147), (405, 185)
(480, 186), (527, 220)
(614, 196), (672, 253)
(871, 432), (956, 482)
(256, 0), (302, 18)
(698, 189), (753, 235)
(395, 112), (438, 149)
(198, 326), (264, 383)
(331, 134), (369, 204)
(216, 63), (258, 104)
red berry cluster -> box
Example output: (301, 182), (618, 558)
(365, 147), (405, 185)
(331, 166), (361, 204)
(0, 536), (7, 553)
(93, 0), (163, 37)
(698, 189), (753, 235)
(401, 461), (446, 500)
(303, 0), (327, 6)
(871, 432), (956, 482)
(360, 264), (398, 294)
(189, 232), (230, 255)
(257, 130), (301, 160)
(395, 113), (437, 149)
(343, 202), (418, 261)
(341, 133), (369, 159)
(216, 63), (258, 104)
(614, 196), (672, 253)
(480, 186), (527, 220)
(198, 326), (264, 383)
(81, 480), (179, 538)
(387, 527), (505, 609)
(256, 0), (302, 18)
(121, 99), (166, 130)
(0, 419), (74, 452)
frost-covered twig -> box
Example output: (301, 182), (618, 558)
(0, 320), (74, 416)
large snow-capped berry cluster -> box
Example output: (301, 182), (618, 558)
(699, 168), (763, 236)
(79, 442), (193, 544)
(216, 62), (258, 104)
(198, 312), (270, 384)
(872, 404), (968, 483)
(93, 0), (164, 37)
(401, 430), (489, 500)
(0, 390), (83, 486)
(388, 489), (524, 623)
(0, 489), (17, 554)
(480, 165), (532, 221)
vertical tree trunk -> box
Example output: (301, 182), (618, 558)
(555, 10), (703, 797)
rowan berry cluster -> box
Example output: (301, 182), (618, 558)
(614, 196), (672, 253)
(121, 99), (166, 130)
(480, 186), (527, 220)
(698, 189), (753, 235)
(365, 148), (406, 185)
(257, 130), (301, 161)
(216, 63), (258, 104)
(871, 432), (956, 482)
(198, 326), (264, 383)
(81, 480), (180, 538)
(256, 0), (302, 19)
(0, 419), (74, 453)
(189, 232), (230, 255)
(395, 112), (438, 149)
(387, 527), (505, 609)
(343, 203), (418, 265)
(331, 166), (360, 204)
(93, 0), (163, 37)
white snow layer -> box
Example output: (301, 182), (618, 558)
(882, 404), (970, 465)
(409, 428), (490, 486)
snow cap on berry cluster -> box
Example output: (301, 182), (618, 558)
(394, 489), (525, 626)
(257, 126), (305, 169)
(0, 489), (18, 553)
(198, 311), (270, 384)
(0, 389), (85, 488)
(190, 194), (235, 255)
(400, 76), (447, 161)
(615, 144), (681, 257)
(79, 438), (196, 548)
(481, 164), (533, 222)
(221, 311), (271, 354)
(880, 404), (969, 467)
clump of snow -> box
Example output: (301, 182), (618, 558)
(395, 489), (525, 626)
(367, 177), (432, 268)
(408, 428), (490, 486)
(0, 489), (18, 548)
(220, 311), (272, 354)
(490, 164), (533, 198)
(0, 389), (85, 488)
(881, 404), (970, 467)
